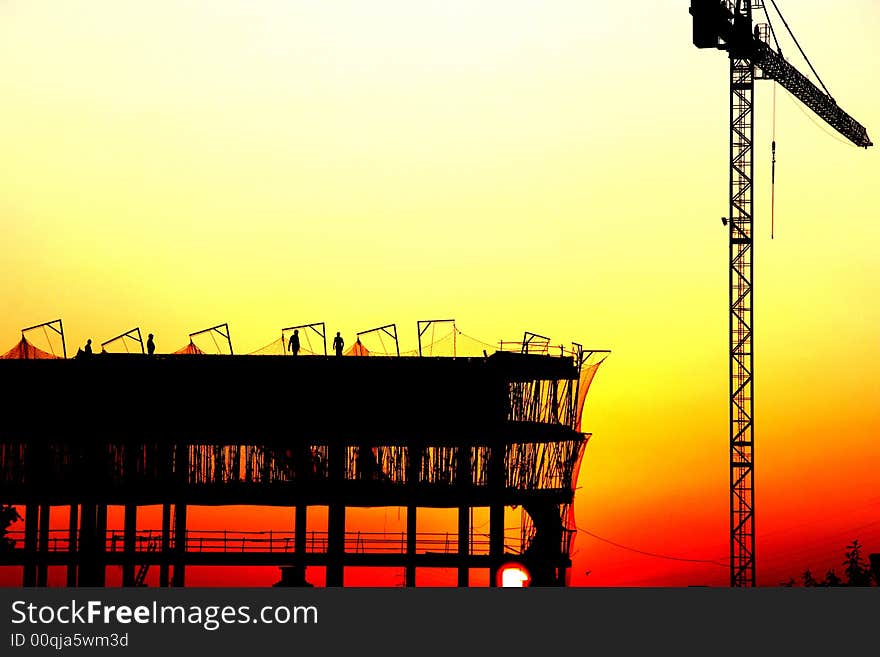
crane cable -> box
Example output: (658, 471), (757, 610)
(760, 3), (782, 54)
(759, 3), (781, 240)
(767, 0), (833, 101)
(771, 82), (777, 240)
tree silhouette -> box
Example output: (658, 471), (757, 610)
(0, 504), (22, 552)
(801, 569), (819, 587)
(824, 569), (842, 587)
(792, 540), (876, 587)
(843, 539), (872, 586)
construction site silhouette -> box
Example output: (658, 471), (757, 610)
(0, 323), (606, 588)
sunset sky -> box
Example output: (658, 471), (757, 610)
(1, 1), (878, 586)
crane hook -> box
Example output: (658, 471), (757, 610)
(771, 139), (776, 240)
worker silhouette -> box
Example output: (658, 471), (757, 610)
(146, 334), (155, 355)
(332, 332), (344, 356)
(83, 339), (92, 356)
(287, 329), (300, 356)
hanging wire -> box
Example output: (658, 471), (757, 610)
(781, 87), (854, 147)
(577, 527), (728, 568)
(577, 507), (880, 578)
(248, 336), (283, 355)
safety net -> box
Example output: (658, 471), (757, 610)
(575, 357), (606, 434)
(250, 328), (329, 356)
(173, 340), (206, 355)
(344, 340), (370, 356)
(0, 337), (59, 360)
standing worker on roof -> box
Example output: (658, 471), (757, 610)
(332, 332), (344, 357)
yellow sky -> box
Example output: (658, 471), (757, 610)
(1, 1), (878, 585)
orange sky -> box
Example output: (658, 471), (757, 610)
(1, 1), (878, 586)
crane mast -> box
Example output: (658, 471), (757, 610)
(728, 1), (755, 589)
(690, 0), (871, 587)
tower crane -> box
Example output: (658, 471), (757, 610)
(688, 0), (871, 587)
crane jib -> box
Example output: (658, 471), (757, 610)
(690, 0), (872, 148)
(754, 44), (872, 148)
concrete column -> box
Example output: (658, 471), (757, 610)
(405, 505), (417, 587)
(488, 443), (505, 587)
(22, 503), (38, 587)
(122, 504), (137, 586)
(457, 446), (471, 587)
(66, 504), (78, 586)
(489, 504), (504, 587)
(405, 444), (420, 587)
(327, 504), (345, 587)
(37, 504), (50, 586)
(458, 506), (469, 587)
(294, 504), (308, 583)
(326, 442), (345, 587)
(95, 505), (107, 586)
(159, 503), (171, 587)
(172, 440), (188, 587)
(172, 503), (187, 587)
(78, 502), (96, 586)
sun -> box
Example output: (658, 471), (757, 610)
(498, 562), (531, 588)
